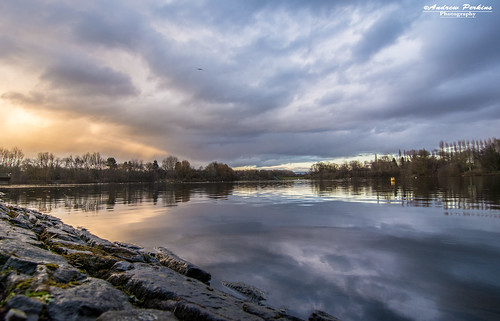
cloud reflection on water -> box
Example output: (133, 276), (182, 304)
(117, 199), (500, 320)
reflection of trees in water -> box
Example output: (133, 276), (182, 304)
(1, 184), (153, 213)
(203, 183), (234, 199)
(4, 185), (119, 213)
(0, 183), (238, 213)
(438, 176), (500, 211)
(2, 179), (498, 215)
(444, 211), (500, 218)
(311, 177), (500, 211)
(173, 185), (192, 204)
(312, 179), (383, 201)
(162, 183), (235, 205)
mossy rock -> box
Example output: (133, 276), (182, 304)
(7, 210), (19, 219)
(1, 276), (35, 305)
(45, 263), (59, 271)
(63, 252), (117, 278)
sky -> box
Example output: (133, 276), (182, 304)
(1, 0), (499, 171)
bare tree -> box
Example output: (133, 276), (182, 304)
(162, 155), (178, 179)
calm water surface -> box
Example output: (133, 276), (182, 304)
(1, 177), (500, 321)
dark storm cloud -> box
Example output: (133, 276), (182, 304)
(1, 0), (499, 167)
(73, 5), (146, 50)
(41, 58), (138, 97)
(358, 14), (500, 123)
(353, 14), (408, 61)
(421, 15), (500, 79)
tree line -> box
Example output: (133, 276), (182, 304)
(0, 149), (298, 184)
(309, 137), (500, 179)
(2, 137), (498, 184)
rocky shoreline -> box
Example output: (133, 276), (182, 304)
(0, 202), (339, 321)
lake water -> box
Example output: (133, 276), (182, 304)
(1, 177), (500, 321)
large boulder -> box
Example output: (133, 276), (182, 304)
(107, 262), (301, 321)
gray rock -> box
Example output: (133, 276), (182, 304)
(0, 210), (9, 221)
(0, 220), (39, 244)
(76, 227), (115, 248)
(42, 226), (84, 244)
(50, 238), (89, 249)
(5, 295), (44, 321)
(53, 247), (93, 256)
(139, 250), (160, 264)
(308, 310), (341, 321)
(1, 239), (69, 274)
(111, 261), (134, 272)
(221, 281), (267, 303)
(52, 267), (87, 284)
(7, 216), (32, 229)
(62, 251), (118, 278)
(74, 229), (147, 263)
(114, 253), (146, 263)
(5, 308), (28, 321)
(103, 246), (147, 263)
(47, 277), (134, 321)
(96, 309), (178, 321)
(3, 272), (33, 295)
(108, 262), (275, 321)
(242, 304), (303, 321)
(114, 241), (144, 250)
(27, 214), (37, 224)
(155, 247), (211, 283)
(173, 301), (229, 321)
(108, 263), (183, 302)
(2, 257), (37, 275)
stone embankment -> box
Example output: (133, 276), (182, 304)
(0, 202), (340, 321)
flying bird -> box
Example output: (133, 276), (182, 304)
(197, 68), (203, 71)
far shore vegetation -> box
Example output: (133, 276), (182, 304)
(1, 138), (499, 185)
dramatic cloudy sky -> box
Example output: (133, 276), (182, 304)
(1, 0), (498, 170)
